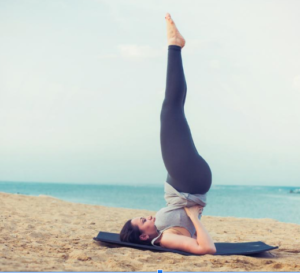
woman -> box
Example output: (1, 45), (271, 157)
(120, 13), (216, 255)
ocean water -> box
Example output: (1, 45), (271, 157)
(1, 181), (300, 225)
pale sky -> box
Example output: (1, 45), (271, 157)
(0, 0), (299, 186)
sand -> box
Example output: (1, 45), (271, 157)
(0, 192), (300, 271)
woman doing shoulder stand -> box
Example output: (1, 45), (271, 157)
(120, 13), (216, 255)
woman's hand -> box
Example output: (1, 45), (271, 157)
(184, 205), (203, 219)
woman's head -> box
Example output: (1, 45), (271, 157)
(120, 215), (159, 245)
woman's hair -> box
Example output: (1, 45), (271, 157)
(120, 219), (152, 245)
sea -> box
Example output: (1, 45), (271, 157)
(1, 181), (300, 225)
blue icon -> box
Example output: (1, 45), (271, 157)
(157, 270), (163, 273)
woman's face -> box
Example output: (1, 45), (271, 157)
(131, 215), (158, 240)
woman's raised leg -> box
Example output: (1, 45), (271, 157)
(160, 13), (212, 194)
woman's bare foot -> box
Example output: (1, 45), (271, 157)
(165, 13), (186, 48)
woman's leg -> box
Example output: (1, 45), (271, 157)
(160, 45), (212, 195)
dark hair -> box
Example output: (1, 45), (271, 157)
(120, 219), (152, 245)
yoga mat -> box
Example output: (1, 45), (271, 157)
(94, 231), (278, 256)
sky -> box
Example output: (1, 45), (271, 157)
(0, 0), (299, 187)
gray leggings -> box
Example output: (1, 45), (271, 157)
(160, 45), (212, 194)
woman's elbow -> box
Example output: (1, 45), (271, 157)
(201, 245), (216, 255)
(206, 245), (217, 255)
(195, 245), (216, 255)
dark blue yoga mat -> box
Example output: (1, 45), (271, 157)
(93, 231), (278, 256)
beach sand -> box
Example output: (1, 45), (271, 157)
(1, 192), (300, 271)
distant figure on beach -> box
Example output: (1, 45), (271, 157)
(120, 13), (216, 255)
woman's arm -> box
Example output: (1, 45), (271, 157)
(159, 232), (213, 255)
(185, 206), (216, 254)
(159, 207), (216, 255)
(189, 214), (216, 254)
